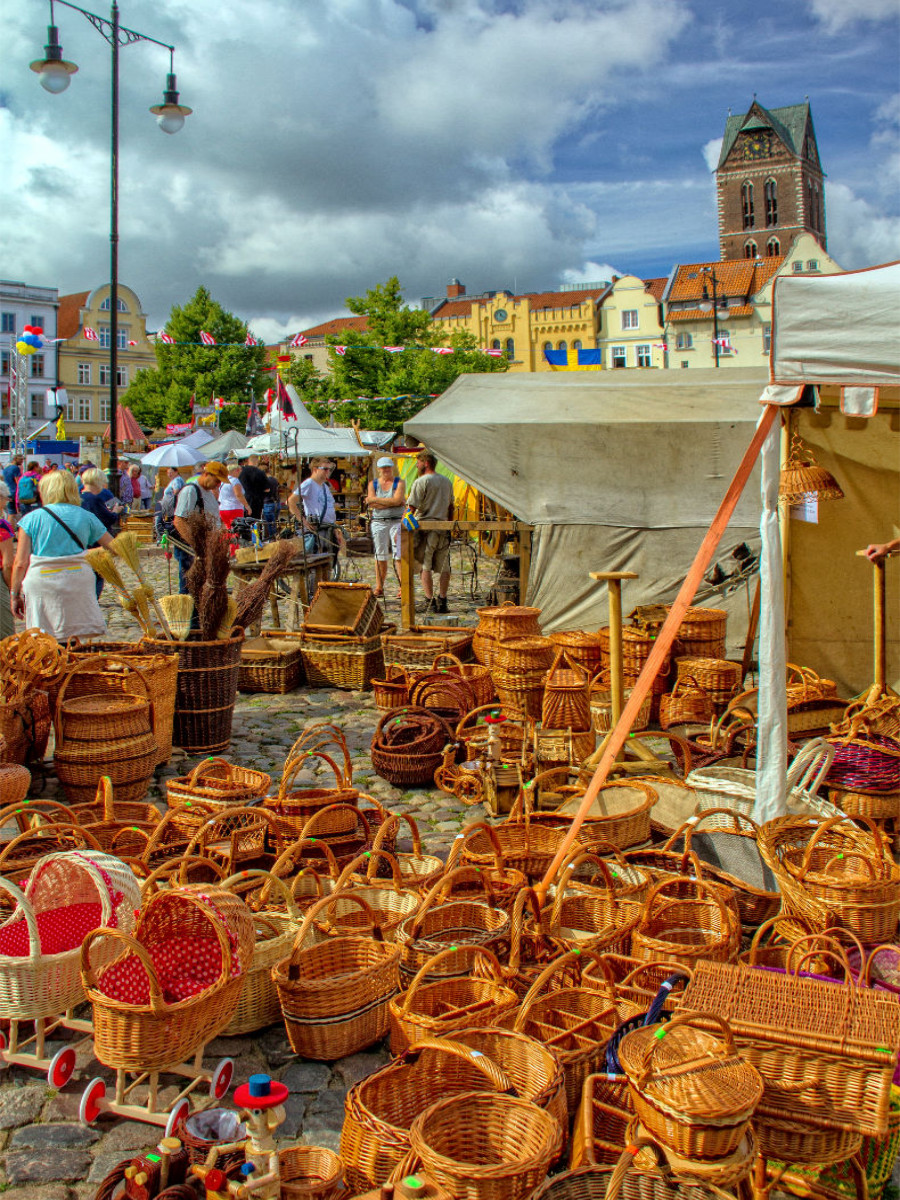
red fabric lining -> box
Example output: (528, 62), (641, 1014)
(97, 936), (241, 1005)
(0, 902), (113, 958)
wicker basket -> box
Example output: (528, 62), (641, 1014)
(382, 627), (475, 671)
(303, 581), (384, 638)
(460, 792), (584, 883)
(658, 677), (716, 730)
(537, 777), (658, 852)
(371, 708), (451, 788)
(371, 813), (444, 893)
(432, 652), (495, 707)
(494, 635), (555, 674)
(631, 876), (740, 970)
(549, 631), (605, 678)
(674, 657), (743, 707)
(409, 671), (477, 726)
(547, 855), (641, 954)
(300, 628), (389, 691)
(143, 631), (243, 756)
(408, 1090), (562, 1200)
(617, 1011), (763, 1161)
(590, 681), (652, 734)
(238, 632), (305, 694)
(570, 1073), (635, 1170)
(279, 1146), (346, 1200)
(542, 649), (591, 732)
(0, 693), (51, 766)
(372, 665), (411, 711)
(272, 893), (401, 1060)
(301, 852), (420, 944)
(473, 604), (542, 669)
(71, 776), (161, 854)
(167, 757), (271, 809)
(443, 826), (530, 912)
(82, 886), (255, 1073)
(669, 606), (728, 659)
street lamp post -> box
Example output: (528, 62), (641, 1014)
(699, 268), (729, 368)
(30, 0), (191, 494)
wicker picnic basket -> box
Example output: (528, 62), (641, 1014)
(381, 627), (475, 671)
(372, 664), (412, 711)
(431, 652), (495, 707)
(143, 630), (243, 755)
(680, 958), (900, 1136)
(238, 632), (305, 694)
(395, 867), (511, 984)
(54, 660), (159, 805)
(674, 658), (742, 708)
(219, 870), (304, 1035)
(299, 629), (388, 690)
(279, 1145), (346, 1200)
(758, 813), (900, 944)
(617, 1011), (763, 1161)
(273, 893), (401, 1060)
(0, 850), (140, 1021)
(542, 649), (592, 732)
(669, 606), (728, 659)
(473, 604), (543, 668)
(388, 944), (519, 1053)
(658, 677), (716, 730)
(82, 886), (255, 1073)
(57, 648), (177, 764)
(371, 707), (451, 787)
(408, 1090), (562, 1200)
(167, 757), (271, 809)
(631, 877), (740, 970)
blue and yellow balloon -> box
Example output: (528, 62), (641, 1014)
(15, 326), (44, 356)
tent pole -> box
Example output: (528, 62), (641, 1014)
(535, 403), (781, 902)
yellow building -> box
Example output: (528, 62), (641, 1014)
(57, 284), (156, 437)
(596, 275), (667, 369)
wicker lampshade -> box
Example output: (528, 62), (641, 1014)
(779, 433), (844, 503)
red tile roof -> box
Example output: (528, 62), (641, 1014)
(57, 291), (90, 339)
(668, 258), (782, 303)
(668, 304), (755, 322)
(525, 287), (606, 311)
(298, 315), (369, 339)
(643, 278), (667, 301)
(433, 299), (473, 319)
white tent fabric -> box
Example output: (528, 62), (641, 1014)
(755, 260), (900, 823)
(178, 428), (216, 450)
(407, 368), (768, 636)
(199, 429), (248, 459)
(264, 387), (326, 432)
(246, 427), (372, 458)
(770, 261), (900, 387)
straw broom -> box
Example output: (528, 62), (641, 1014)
(109, 532), (174, 640)
(85, 548), (155, 637)
(159, 594), (195, 640)
(216, 597), (238, 640)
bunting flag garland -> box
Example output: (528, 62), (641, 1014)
(83, 326), (99, 342)
(127, 339), (137, 346)
(334, 346), (347, 356)
(199, 331), (216, 346)
(289, 332), (308, 347)
(432, 347), (453, 355)
(483, 348), (504, 357)
(245, 332), (257, 346)
(654, 343), (668, 351)
(713, 336), (737, 354)
(384, 346), (404, 353)
(159, 331), (175, 344)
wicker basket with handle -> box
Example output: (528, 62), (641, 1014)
(431, 651), (495, 707)
(371, 664), (411, 711)
(631, 876), (741, 970)
(542, 648), (591, 732)
(659, 676), (716, 730)
(166, 757), (271, 809)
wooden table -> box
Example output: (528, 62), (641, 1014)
(229, 552), (331, 634)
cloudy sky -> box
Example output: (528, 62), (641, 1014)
(2, 0), (898, 342)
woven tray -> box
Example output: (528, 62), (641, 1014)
(303, 582), (383, 638)
(238, 632), (305, 694)
(382, 627), (474, 669)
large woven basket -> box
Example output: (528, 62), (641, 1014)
(82, 886), (255, 1073)
(303, 581), (384, 638)
(669, 605), (728, 659)
(631, 876), (741, 970)
(272, 893), (401, 1060)
(167, 757), (271, 809)
(238, 632), (305, 695)
(381, 627), (475, 671)
(143, 631), (243, 755)
(300, 629), (388, 691)
(472, 604), (542, 669)
(542, 648), (592, 732)
(549, 631), (605, 678)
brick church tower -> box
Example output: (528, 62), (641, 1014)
(716, 100), (826, 260)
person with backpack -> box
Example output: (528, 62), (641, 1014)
(15, 462), (42, 516)
(155, 467), (185, 542)
(79, 468), (120, 596)
(172, 461), (226, 593)
(10, 469), (112, 640)
(366, 456), (406, 598)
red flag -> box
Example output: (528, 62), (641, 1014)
(245, 332), (257, 346)
(290, 332), (308, 347)
(159, 331), (175, 344)
(127, 339), (137, 347)
(334, 346), (346, 356)
(83, 326), (99, 342)
(276, 375), (296, 419)
(264, 387), (274, 413)
(200, 331), (216, 345)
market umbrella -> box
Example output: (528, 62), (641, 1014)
(141, 442), (204, 468)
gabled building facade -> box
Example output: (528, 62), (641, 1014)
(596, 275), (666, 369)
(0, 280), (59, 444)
(57, 284), (157, 437)
(716, 100), (826, 261)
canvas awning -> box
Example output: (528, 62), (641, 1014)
(104, 405), (146, 444)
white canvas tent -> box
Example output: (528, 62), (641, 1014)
(246, 384), (372, 458)
(407, 367), (769, 646)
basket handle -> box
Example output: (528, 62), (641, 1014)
(640, 874), (730, 926)
(184, 756), (237, 788)
(862, 944), (900, 988)
(0, 822), (103, 870)
(334, 849), (406, 893)
(445, 822), (505, 873)
(507, 886), (545, 975)
(95, 777), (116, 823)
(403, 1037), (515, 1094)
(513, 947), (609, 1029)
(576, 838), (632, 874)
(785, 737), (834, 795)
(616, 960), (693, 991)
(663, 806), (759, 855)
(556, 850), (621, 903)
(0, 875), (41, 961)
(408, 866), (497, 936)
(290, 892), (384, 966)
(797, 814), (889, 880)
(371, 812), (423, 865)
(289, 867), (328, 904)
(81, 927), (169, 1016)
(299, 803), (372, 843)
(139, 854), (227, 895)
(635, 1009), (737, 1089)
(220, 868), (300, 919)
(399, 944), (506, 1015)
(0, 798), (79, 835)
(285, 721), (353, 784)
(54, 654), (153, 752)
(278, 751), (346, 802)
(270, 836), (341, 883)
(745, 916), (791, 965)
(784, 932), (861, 986)
(432, 652), (464, 671)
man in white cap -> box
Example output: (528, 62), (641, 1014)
(365, 456), (406, 598)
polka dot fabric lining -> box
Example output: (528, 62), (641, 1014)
(0, 902), (116, 958)
(97, 935), (242, 1006)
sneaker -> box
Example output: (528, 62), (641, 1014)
(436, 596), (448, 614)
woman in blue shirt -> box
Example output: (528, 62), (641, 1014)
(10, 470), (113, 641)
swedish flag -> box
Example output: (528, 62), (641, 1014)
(544, 348), (602, 371)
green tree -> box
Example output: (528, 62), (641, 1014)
(122, 287), (266, 429)
(318, 276), (508, 428)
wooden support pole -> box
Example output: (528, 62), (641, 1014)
(400, 526), (416, 632)
(856, 549), (888, 696)
(535, 404), (780, 901)
(519, 526), (532, 604)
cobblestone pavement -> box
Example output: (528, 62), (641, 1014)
(1, 545), (500, 1196)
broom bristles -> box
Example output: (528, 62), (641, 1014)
(216, 597), (238, 639)
(85, 548), (132, 598)
(159, 594), (195, 640)
(109, 532), (145, 584)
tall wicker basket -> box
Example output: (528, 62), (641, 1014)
(143, 631), (243, 755)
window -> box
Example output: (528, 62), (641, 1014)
(764, 179), (778, 227)
(98, 326), (128, 349)
(99, 395), (110, 422)
(29, 354), (45, 377)
(30, 315), (44, 330)
(766, 237), (780, 257)
(718, 329), (733, 354)
(117, 366), (128, 387)
(505, 338), (515, 359)
(621, 310), (639, 330)
(78, 362), (92, 385)
(543, 342), (552, 356)
(675, 332), (693, 351)
(1, 313), (15, 334)
(99, 364), (111, 386)
(762, 324), (771, 354)
(30, 394), (43, 418)
(99, 297), (128, 312)
(744, 240), (758, 259)
(557, 340), (567, 351)
(741, 182), (755, 230)
(636, 344), (651, 368)
(611, 346), (627, 368)
(681, 360), (689, 369)
(78, 394), (92, 423)
(304, 354), (313, 361)
(491, 339), (501, 350)
(807, 260), (819, 272)
(792, 261), (804, 273)
(572, 340), (582, 351)
(66, 392), (77, 420)
(0, 351), (9, 375)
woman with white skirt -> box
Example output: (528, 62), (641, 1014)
(10, 469), (113, 641)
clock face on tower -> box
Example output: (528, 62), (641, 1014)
(742, 132), (772, 160)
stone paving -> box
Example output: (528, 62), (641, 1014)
(0, 545), (498, 1197)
